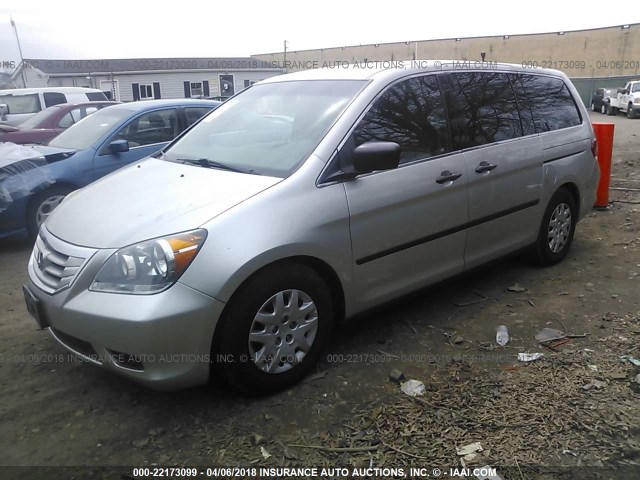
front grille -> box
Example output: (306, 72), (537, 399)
(30, 227), (95, 294)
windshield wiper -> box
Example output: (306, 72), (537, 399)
(178, 158), (250, 174)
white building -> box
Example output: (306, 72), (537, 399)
(9, 57), (285, 101)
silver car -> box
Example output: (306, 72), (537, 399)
(24, 62), (599, 391)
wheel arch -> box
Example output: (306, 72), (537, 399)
(557, 182), (581, 217)
(211, 254), (346, 349)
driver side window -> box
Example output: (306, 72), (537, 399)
(114, 109), (179, 148)
(352, 75), (450, 165)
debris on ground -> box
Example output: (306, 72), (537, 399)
(495, 325), (509, 346)
(450, 290), (489, 307)
(535, 327), (566, 343)
(583, 380), (607, 390)
(517, 352), (544, 362)
(456, 441), (483, 462)
(507, 284), (527, 292)
(400, 379), (426, 397)
(388, 368), (405, 384)
(260, 446), (271, 459)
(620, 355), (640, 367)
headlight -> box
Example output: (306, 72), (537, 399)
(634, 98), (640, 104)
(90, 229), (207, 294)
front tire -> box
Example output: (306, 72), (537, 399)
(530, 188), (577, 266)
(213, 263), (334, 393)
(591, 102), (596, 112)
(26, 185), (74, 241)
(600, 103), (607, 114)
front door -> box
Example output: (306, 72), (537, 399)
(342, 74), (468, 309)
(92, 108), (180, 181)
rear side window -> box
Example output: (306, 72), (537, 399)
(43, 92), (67, 107)
(444, 72), (522, 149)
(86, 92), (108, 101)
(353, 74), (449, 164)
(511, 75), (582, 133)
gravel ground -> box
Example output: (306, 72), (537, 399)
(0, 112), (639, 480)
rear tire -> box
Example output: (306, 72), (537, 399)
(600, 103), (607, 114)
(591, 102), (596, 112)
(26, 185), (74, 241)
(212, 263), (334, 394)
(529, 188), (577, 266)
(606, 105), (616, 116)
(628, 104), (637, 119)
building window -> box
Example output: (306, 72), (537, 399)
(139, 84), (153, 99)
(190, 82), (203, 97)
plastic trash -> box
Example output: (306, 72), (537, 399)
(496, 325), (509, 346)
(400, 379), (426, 397)
(620, 355), (640, 367)
(518, 352), (544, 362)
(535, 327), (566, 343)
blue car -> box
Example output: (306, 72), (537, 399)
(0, 99), (220, 240)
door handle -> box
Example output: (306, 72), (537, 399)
(475, 161), (497, 173)
(436, 170), (462, 184)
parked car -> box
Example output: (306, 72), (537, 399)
(605, 80), (640, 118)
(24, 63), (598, 392)
(0, 99), (220, 239)
(0, 101), (119, 145)
(0, 87), (109, 126)
(590, 87), (620, 114)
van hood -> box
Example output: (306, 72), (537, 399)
(46, 158), (282, 248)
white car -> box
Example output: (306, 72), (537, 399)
(0, 87), (108, 126)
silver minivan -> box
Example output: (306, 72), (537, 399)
(24, 62), (599, 391)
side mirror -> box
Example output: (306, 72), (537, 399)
(352, 142), (401, 174)
(109, 139), (129, 153)
(618, 88), (627, 94)
(0, 103), (8, 121)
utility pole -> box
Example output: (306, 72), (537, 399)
(283, 40), (288, 71)
(10, 16), (28, 88)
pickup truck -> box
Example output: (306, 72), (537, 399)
(606, 80), (640, 118)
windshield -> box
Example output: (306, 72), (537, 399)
(19, 105), (61, 129)
(163, 80), (366, 177)
(0, 93), (40, 115)
(49, 107), (132, 150)
(604, 89), (616, 97)
(632, 83), (640, 93)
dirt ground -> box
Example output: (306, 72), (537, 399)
(1, 111), (639, 480)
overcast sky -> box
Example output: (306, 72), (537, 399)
(1, 0), (639, 69)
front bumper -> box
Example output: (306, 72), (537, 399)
(26, 227), (225, 391)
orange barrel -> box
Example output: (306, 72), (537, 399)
(592, 122), (615, 209)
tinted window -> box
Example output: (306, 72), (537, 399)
(353, 75), (449, 164)
(185, 107), (212, 126)
(86, 92), (108, 101)
(43, 92), (67, 107)
(445, 72), (522, 149)
(511, 75), (581, 132)
(114, 109), (179, 147)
